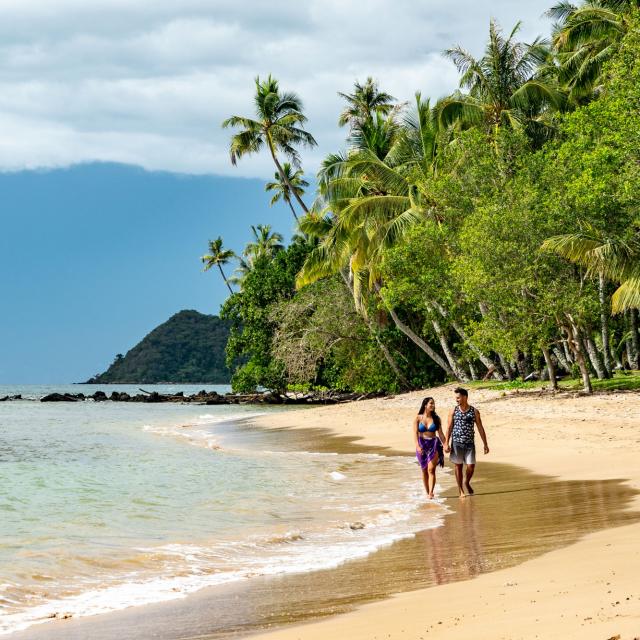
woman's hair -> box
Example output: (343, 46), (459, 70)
(417, 396), (441, 428)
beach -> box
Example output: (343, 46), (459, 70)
(7, 384), (640, 639)
(246, 384), (640, 639)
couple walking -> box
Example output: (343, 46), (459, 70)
(413, 388), (489, 499)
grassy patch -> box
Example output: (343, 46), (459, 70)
(470, 371), (640, 393)
(560, 370), (640, 392)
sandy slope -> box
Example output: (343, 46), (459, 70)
(249, 384), (640, 640)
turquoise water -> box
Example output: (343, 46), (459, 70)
(0, 385), (448, 635)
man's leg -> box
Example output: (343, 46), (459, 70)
(454, 463), (465, 497)
(465, 463), (476, 495)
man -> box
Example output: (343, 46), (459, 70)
(446, 387), (489, 498)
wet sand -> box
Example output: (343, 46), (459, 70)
(11, 408), (639, 640)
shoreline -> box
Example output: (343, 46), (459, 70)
(245, 384), (640, 640)
(10, 384), (640, 639)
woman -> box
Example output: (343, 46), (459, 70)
(413, 397), (448, 499)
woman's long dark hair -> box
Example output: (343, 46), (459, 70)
(418, 396), (441, 428)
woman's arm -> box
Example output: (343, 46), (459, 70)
(413, 415), (422, 451)
(437, 426), (449, 452)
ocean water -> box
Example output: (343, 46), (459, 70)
(0, 385), (449, 636)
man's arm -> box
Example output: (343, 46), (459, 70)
(475, 408), (489, 454)
(445, 409), (454, 450)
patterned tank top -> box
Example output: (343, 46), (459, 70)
(452, 406), (475, 444)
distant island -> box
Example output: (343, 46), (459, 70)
(85, 310), (231, 384)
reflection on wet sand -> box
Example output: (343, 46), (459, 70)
(15, 461), (638, 640)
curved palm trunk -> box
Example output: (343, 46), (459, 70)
(426, 306), (469, 381)
(286, 199), (300, 223)
(386, 307), (455, 378)
(585, 335), (607, 380)
(629, 309), (640, 369)
(564, 317), (592, 394)
(266, 136), (309, 214)
(340, 271), (410, 389)
(541, 346), (558, 391)
(598, 273), (613, 375)
(552, 346), (571, 373)
(431, 301), (502, 379)
(217, 264), (234, 295)
(478, 302), (511, 379)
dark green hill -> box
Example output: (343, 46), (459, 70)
(87, 310), (231, 384)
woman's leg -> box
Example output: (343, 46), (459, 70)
(421, 468), (430, 495)
(427, 452), (439, 498)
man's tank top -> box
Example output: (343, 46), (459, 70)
(452, 406), (475, 444)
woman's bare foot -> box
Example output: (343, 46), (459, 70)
(428, 492), (434, 499)
(458, 490), (466, 498)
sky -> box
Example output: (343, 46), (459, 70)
(0, 0), (555, 383)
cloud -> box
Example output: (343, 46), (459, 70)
(0, 0), (553, 177)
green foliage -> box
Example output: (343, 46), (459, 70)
(216, 14), (640, 396)
(221, 241), (310, 392)
(89, 311), (231, 384)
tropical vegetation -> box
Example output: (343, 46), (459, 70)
(209, 5), (640, 395)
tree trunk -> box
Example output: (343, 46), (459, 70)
(598, 273), (613, 375)
(217, 264), (234, 295)
(267, 137), (309, 214)
(585, 335), (607, 380)
(552, 347), (571, 373)
(368, 320), (411, 390)
(286, 199), (300, 223)
(430, 315), (469, 382)
(386, 307), (455, 377)
(629, 309), (640, 369)
(468, 361), (478, 381)
(339, 272), (410, 388)
(515, 351), (528, 380)
(541, 346), (558, 390)
(431, 300), (503, 379)
(565, 318), (592, 394)
(562, 339), (574, 365)
(498, 353), (515, 380)
(478, 301), (511, 379)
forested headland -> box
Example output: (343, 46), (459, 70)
(203, 3), (640, 395)
(87, 310), (231, 384)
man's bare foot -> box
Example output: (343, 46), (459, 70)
(458, 490), (466, 498)
(464, 482), (474, 495)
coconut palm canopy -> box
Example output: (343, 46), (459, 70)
(218, 8), (640, 396)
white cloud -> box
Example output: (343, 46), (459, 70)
(0, 0), (553, 177)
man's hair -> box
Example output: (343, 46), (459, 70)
(454, 387), (468, 397)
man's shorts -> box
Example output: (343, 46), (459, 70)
(450, 441), (476, 465)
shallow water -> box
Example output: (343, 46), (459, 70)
(0, 385), (448, 636)
(20, 460), (636, 640)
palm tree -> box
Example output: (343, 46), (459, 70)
(547, 0), (637, 102)
(542, 225), (640, 313)
(338, 77), (396, 131)
(201, 237), (236, 294)
(222, 75), (317, 214)
(298, 113), (473, 380)
(264, 162), (309, 222)
(437, 20), (565, 142)
(243, 224), (285, 262)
